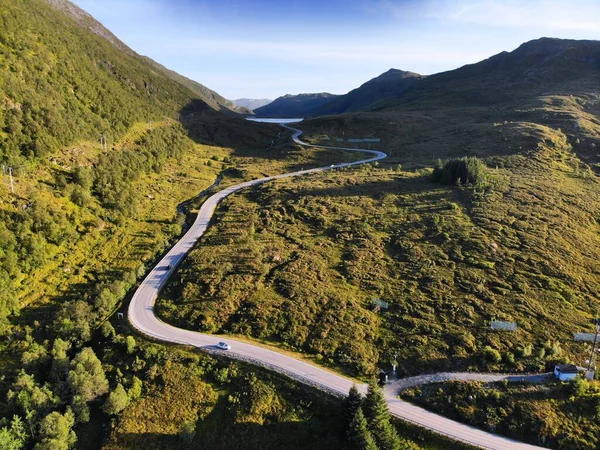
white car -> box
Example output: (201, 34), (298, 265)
(216, 342), (231, 350)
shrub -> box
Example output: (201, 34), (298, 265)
(125, 336), (136, 355)
(179, 421), (196, 443)
(103, 384), (129, 416)
(483, 346), (502, 364)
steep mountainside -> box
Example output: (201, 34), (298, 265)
(314, 69), (425, 116)
(233, 98), (273, 110)
(0, 0), (218, 163)
(45, 0), (247, 117)
(254, 93), (338, 117)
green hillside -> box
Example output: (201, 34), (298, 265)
(2, 2), (599, 447)
(0, 3), (436, 450)
(0, 0), (214, 163)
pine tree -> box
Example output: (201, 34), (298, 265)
(0, 415), (27, 450)
(343, 385), (364, 428)
(345, 407), (378, 450)
(363, 381), (402, 450)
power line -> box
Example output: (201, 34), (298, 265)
(100, 134), (107, 150)
(8, 166), (14, 194)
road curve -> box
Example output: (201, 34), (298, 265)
(128, 124), (546, 450)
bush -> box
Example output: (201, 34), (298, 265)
(179, 421), (196, 443)
(103, 384), (130, 415)
(125, 336), (136, 354)
(483, 346), (502, 364)
(569, 377), (589, 397)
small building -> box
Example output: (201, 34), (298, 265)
(554, 364), (580, 381)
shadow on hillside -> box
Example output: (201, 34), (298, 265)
(193, 393), (342, 450)
(113, 418), (340, 450)
(179, 100), (366, 169)
(180, 99), (287, 158)
(110, 392), (342, 450)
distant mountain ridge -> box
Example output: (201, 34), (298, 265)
(140, 57), (251, 116)
(376, 37), (600, 110)
(234, 98), (273, 111)
(252, 69), (426, 118)
(254, 93), (338, 117)
(314, 69), (425, 116)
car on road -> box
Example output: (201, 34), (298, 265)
(216, 342), (231, 350)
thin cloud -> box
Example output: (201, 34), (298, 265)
(443, 0), (600, 32)
(368, 0), (600, 33)
(163, 37), (487, 67)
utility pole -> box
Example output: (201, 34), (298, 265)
(8, 166), (14, 194)
(588, 314), (600, 371)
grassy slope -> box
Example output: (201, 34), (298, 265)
(157, 39), (600, 378)
(0, 2), (396, 449)
(152, 38), (600, 447)
(402, 378), (600, 449)
(95, 339), (460, 450)
(157, 139), (600, 376)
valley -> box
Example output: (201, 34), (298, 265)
(0, 1), (599, 449)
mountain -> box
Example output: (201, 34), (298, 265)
(377, 37), (600, 110)
(314, 69), (425, 116)
(233, 98), (273, 110)
(253, 93), (338, 117)
(1, 0), (205, 162)
(251, 69), (424, 118)
(45, 0), (248, 117)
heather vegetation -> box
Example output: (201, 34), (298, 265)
(2, 1), (600, 448)
(403, 378), (600, 449)
(158, 128), (600, 379)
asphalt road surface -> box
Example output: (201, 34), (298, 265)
(128, 124), (546, 450)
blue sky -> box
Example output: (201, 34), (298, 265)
(73, 0), (600, 100)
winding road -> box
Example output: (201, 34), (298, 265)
(128, 124), (546, 450)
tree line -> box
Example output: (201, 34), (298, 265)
(342, 383), (416, 450)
